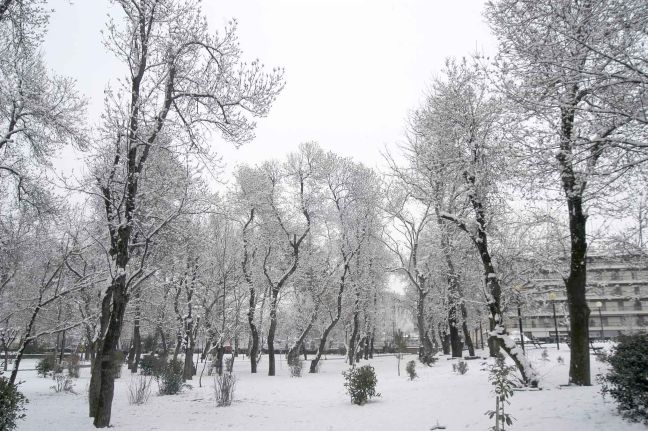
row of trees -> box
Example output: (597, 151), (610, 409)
(0, 0), (646, 428)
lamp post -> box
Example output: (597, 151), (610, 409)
(595, 301), (604, 340)
(514, 286), (525, 354)
(549, 292), (560, 350)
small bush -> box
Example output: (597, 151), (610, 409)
(405, 360), (417, 380)
(541, 349), (550, 362)
(128, 375), (152, 405)
(0, 373), (27, 430)
(214, 372), (236, 407)
(157, 359), (184, 395)
(343, 365), (380, 405)
(67, 354), (81, 378)
(139, 355), (163, 377)
(289, 358), (303, 378)
(36, 355), (56, 378)
(556, 356), (564, 365)
(453, 360), (468, 375)
(419, 352), (438, 367)
(50, 372), (75, 394)
(600, 334), (648, 424)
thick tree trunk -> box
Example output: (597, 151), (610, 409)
(287, 319), (314, 365)
(267, 308), (277, 376)
(557, 104), (592, 386)
(416, 291), (435, 356)
(183, 333), (195, 380)
(461, 307), (475, 357)
(89, 275), (129, 427)
(448, 313), (463, 358)
(565, 196), (591, 385)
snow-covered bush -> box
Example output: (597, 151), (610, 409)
(405, 360), (417, 380)
(35, 355), (56, 377)
(485, 354), (516, 430)
(214, 372), (236, 407)
(599, 334), (648, 424)
(541, 349), (549, 362)
(0, 372), (27, 430)
(50, 372), (75, 394)
(128, 375), (152, 405)
(157, 359), (184, 395)
(67, 354), (81, 378)
(556, 356), (564, 365)
(343, 365), (380, 405)
(453, 360), (468, 375)
(289, 358), (303, 377)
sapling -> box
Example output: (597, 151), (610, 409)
(485, 354), (516, 430)
(405, 360), (417, 380)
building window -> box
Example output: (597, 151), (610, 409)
(613, 285), (622, 296)
(634, 300), (642, 311)
(618, 300), (625, 311)
(611, 270), (620, 281)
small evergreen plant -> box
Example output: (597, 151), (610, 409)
(35, 355), (56, 377)
(157, 359), (184, 395)
(343, 365), (380, 405)
(485, 354), (516, 430)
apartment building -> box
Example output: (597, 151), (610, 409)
(512, 254), (648, 340)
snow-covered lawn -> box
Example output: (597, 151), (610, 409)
(13, 346), (642, 430)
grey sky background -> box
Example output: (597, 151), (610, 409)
(43, 0), (495, 180)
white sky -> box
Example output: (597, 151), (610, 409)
(44, 0), (495, 179)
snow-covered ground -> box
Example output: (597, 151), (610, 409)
(12, 345), (642, 431)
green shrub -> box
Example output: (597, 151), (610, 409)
(139, 355), (163, 377)
(35, 355), (56, 377)
(0, 373), (27, 430)
(405, 360), (417, 380)
(343, 365), (380, 405)
(419, 352), (438, 366)
(600, 334), (648, 424)
(157, 359), (184, 395)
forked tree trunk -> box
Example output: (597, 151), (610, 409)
(309, 258), (351, 373)
(89, 274), (129, 427)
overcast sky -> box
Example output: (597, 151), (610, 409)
(44, 0), (495, 178)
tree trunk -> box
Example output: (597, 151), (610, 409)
(441, 332), (450, 355)
(183, 333), (195, 381)
(267, 311), (277, 376)
(348, 304), (360, 366)
(89, 274), (129, 427)
(461, 307), (475, 357)
(287, 319), (314, 365)
(416, 290), (435, 356)
(448, 313), (463, 358)
(309, 260), (350, 373)
(565, 195), (591, 385)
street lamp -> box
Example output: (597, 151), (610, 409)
(514, 286), (525, 354)
(548, 292), (560, 350)
(595, 301), (604, 340)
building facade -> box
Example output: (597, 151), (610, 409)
(512, 254), (648, 340)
